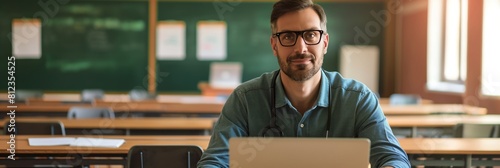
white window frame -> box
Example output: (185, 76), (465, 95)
(427, 0), (468, 93)
(481, 0), (500, 97)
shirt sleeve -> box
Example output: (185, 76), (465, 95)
(356, 91), (411, 168)
(197, 90), (248, 168)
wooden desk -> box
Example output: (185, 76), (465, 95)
(387, 115), (500, 137)
(0, 135), (210, 166)
(25, 98), (88, 105)
(0, 93), (81, 102)
(387, 114), (500, 127)
(198, 82), (234, 96)
(1, 117), (217, 135)
(379, 98), (433, 104)
(1, 94), (225, 115)
(3, 93), (486, 116)
(399, 138), (500, 167)
(9, 103), (484, 116)
(2, 136), (500, 167)
(93, 98), (224, 114)
(0, 104), (88, 113)
(381, 104), (487, 115)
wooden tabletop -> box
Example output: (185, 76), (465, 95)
(1, 94), (225, 114)
(381, 104), (487, 115)
(1, 93), (488, 116)
(0, 135), (210, 154)
(1, 117), (217, 130)
(3, 135), (500, 156)
(387, 114), (500, 127)
(7, 115), (500, 130)
(1, 103), (486, 116)
(398, 138), (500, 155)
(378, 98), (433, 104)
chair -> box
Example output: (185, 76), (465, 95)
(389, 93), (421, 105)
(129, 88), (156, 101)
(3, 121), (67, 167)
(388, 94), (424, 137)
(67, 107), (122, 135)
(81, 89), (104, 102)
(3, 121), (65, 136)
(67, 106), (115, 119)
(127, 145), (203, 168)
(15, 90), (43, 102)
(453, 123), (500, 168)
(454, 123), (500, 138)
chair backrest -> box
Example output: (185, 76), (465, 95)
(67, 106), (115, 119)
(15, 90), (43, 102)
(81, 89), (104, 102)
(127, 145), (203, 168)
(454, 123), (500, 138)
(4, 121), (65, 136)
(129, 88), (155, 101)
(389, 93), (421, 105)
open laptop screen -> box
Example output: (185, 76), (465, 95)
(229, 137), (370, 168)
(209, 62), (242, 89)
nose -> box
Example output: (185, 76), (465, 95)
(294, 36), (308, 54)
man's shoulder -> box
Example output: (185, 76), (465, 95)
(234, 71), (275, 93)
(323, 70), (371, 93)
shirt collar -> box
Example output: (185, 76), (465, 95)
(274, 69), (330, 108)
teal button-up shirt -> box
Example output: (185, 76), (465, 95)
(198, 69), (410, 168)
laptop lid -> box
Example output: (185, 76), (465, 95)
(209, 62), (242, 89)
(229, 137), (370, 168)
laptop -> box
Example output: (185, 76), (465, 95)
(209, 62), (242, 89)
(229, 137), (370, 168)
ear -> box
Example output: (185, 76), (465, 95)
(322, 33), (329, 54)
(270, 36), (278, 56)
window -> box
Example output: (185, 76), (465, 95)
(427, 0), (468, 93)
(481, 0), (500, 96)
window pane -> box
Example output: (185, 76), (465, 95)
(482, 0), (500, 96)
(427, 0), (466, 93)
(427, 0), (443, 83)
(443, 0), (460, 81)
(459, 0), (468, 81)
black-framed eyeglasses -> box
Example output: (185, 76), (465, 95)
(273, 30), (324, 47)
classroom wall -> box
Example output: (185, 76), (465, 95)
(0, 0), (386, 93)
(396, 0), (500, 114)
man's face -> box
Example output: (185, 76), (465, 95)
(271, 7), (329, 82)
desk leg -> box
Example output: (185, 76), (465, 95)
(465, 154), (472, 168)
(411, 126), (418, 138)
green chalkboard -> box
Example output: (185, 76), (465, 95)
(0, 1), (384, 93)
(0, 0), (149, 92)
(155, 2), (384, 92)
(155, 2), (278, 92)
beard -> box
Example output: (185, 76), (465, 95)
(277, 52), (321, 82)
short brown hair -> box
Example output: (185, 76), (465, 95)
(270, 0), (327, 33)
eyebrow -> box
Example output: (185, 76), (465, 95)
(277, 28), (321, 32)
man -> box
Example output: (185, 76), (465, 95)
(197, 0), (410, 167)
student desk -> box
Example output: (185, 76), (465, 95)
(381, 104), (487, 115)
(2, 136), (500, 167)
(0, 135), (210, 167)
(1, 117), (217, 135)
(0, 94), (225, 116)
(399, 138), (500, 167)
(2, 104), (486, 116)
(2, 93), (487, 116)
(378, 98), (433, 104)
(0, 103), (222, 116)
(387, 115), (500, 137)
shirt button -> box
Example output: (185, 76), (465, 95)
(300, 124), (304, 128)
